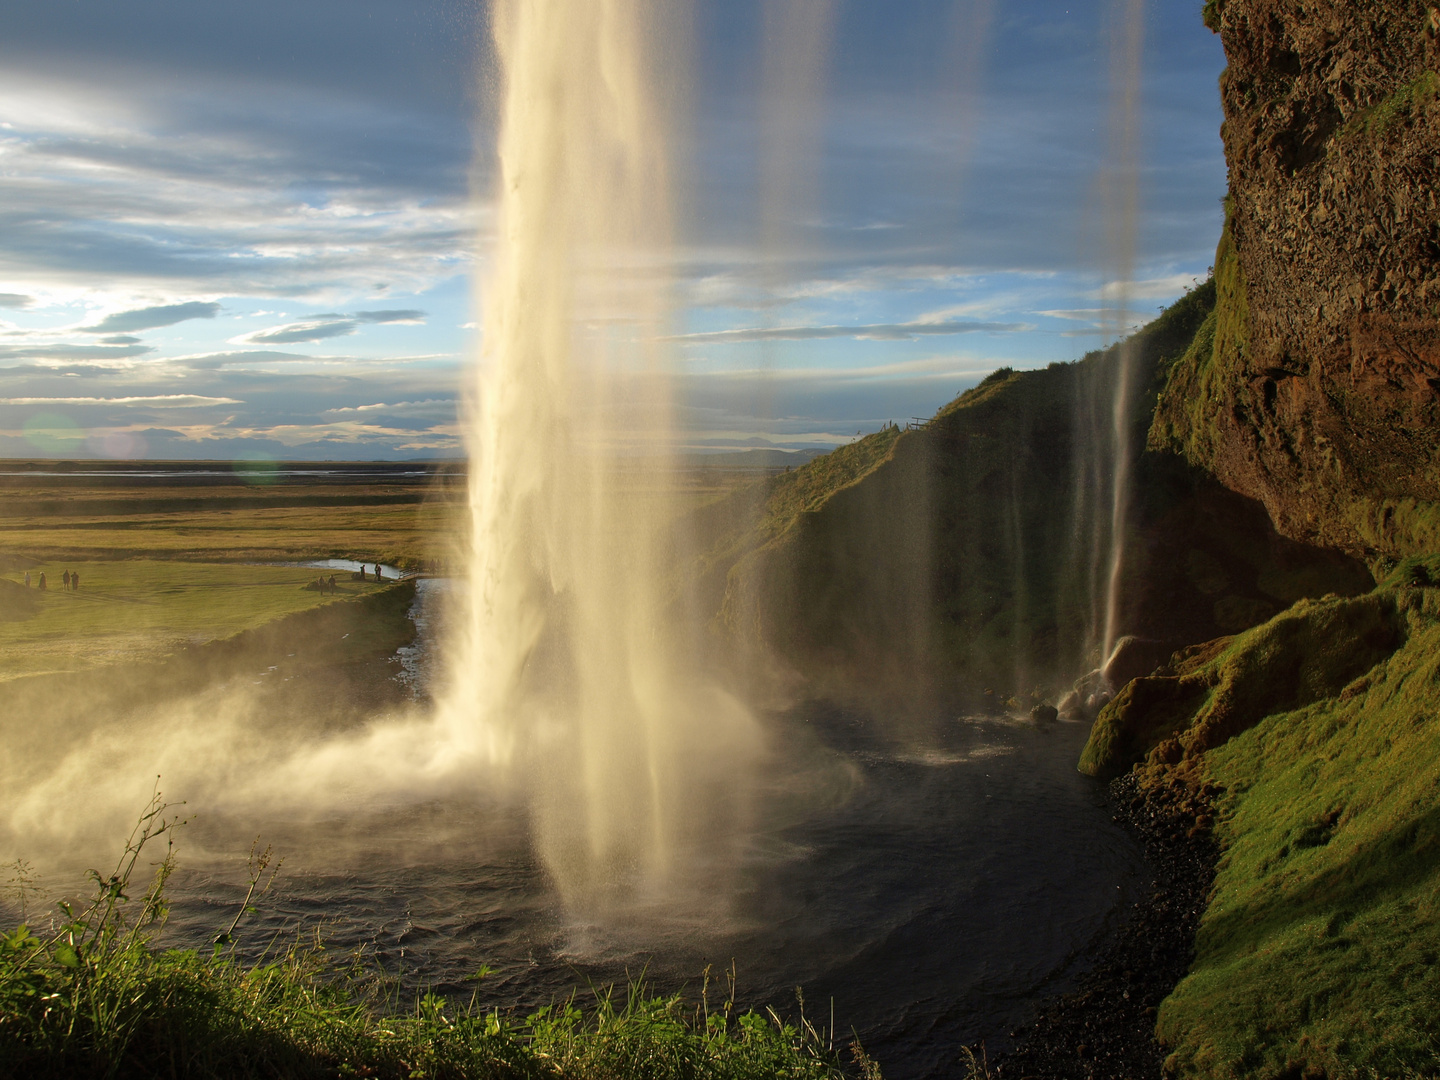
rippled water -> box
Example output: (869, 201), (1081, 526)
(146, 584), (1139, 1079)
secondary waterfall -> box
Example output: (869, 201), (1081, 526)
(442, 0), (763, 916)
(1099, 0), (1146, 665)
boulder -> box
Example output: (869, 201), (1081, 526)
(1101, 635), (1171, 691)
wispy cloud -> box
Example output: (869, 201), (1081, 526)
(80, 301), (221, 333)
(669, 318), (1027, 344)
(323, 398), (452, 415)
(237, 308), (428, 345)
(0, 293), (33, 309)
(0, 343), (153, 361)
(0, 394), (240, 407)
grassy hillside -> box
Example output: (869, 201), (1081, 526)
(697, 281), (1369, 711)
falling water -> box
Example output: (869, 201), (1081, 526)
(1098, 0), (1146, 664)
(444, 0), (763, 916)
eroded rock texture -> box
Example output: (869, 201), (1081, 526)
(1154, 0), (1440, 560)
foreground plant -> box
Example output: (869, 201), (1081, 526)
(0, 793), (861, 1080)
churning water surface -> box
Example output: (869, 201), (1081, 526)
(152, 581), (1144, 1080)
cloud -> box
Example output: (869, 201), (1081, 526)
(324, 398), (452, 414)
(239, 308), (428, 344)
(0, 71), (476, 302)
(172, 349), (320, 369)
(0, 343), (153, 361)
(683, 354), (1000, 385)
(81, 301), (221, 333)
(244, 319), (358, 344)
(0, 293), (33, 309)
(354, 309), (426, 324)
(0, 395), (241, 407)
(669, 318), (1027, 344)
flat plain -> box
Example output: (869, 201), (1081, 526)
(0, 461), (456, 678)
(0, 458), (771, 679)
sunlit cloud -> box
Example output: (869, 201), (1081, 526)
(324, 399), (453, 415)
(0, 394), (240, 406)
(0, 72), (476, 303)
(0, 1), (1226, 459)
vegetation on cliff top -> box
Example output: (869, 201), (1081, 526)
(1148, 204), (1250, 475)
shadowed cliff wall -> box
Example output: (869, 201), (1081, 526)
(1154, 0), (1440, 561)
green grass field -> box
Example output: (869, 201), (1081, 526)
(0, 561), (397, 681)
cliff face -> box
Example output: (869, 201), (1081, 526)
(1153, 0), (1440, 561)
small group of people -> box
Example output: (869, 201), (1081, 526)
(310, 574), (340, 594)
(354, 564), (385, 582)
(22, 569), (78, 592)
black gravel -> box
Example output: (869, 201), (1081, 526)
(990, 772), (1219, 1080)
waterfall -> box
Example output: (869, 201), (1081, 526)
(1098, 0), (1146, 666)
(443, 0), (763, 916)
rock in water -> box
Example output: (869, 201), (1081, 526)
(1031, 703), (1059, 723)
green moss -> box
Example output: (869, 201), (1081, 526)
(1156, 580), (1440, 1077)
(1150, 209), (1250, 469)
(1338, 69), (1440, 142)
(1079, 591), (1404, 776)
(1344, 495), (1440, 564)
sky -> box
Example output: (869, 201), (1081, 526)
(0, 0), (1227, 460)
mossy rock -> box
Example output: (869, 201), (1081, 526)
(1079, 590), (1406, 777)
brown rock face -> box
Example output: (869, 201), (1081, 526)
(1155, 0), (1440, 559)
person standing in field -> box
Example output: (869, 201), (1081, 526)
(71, 570), (79, 590)
(62, 570), (70, 590)
(23, 571), (30, 587)
(37, 572), (46, 591)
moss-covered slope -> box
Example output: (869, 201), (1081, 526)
(1084, 564), (1440, 1076)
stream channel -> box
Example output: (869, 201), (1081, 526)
(162, 580), (1145, 1079)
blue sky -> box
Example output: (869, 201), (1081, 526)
(0, 0), (1226, 460)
